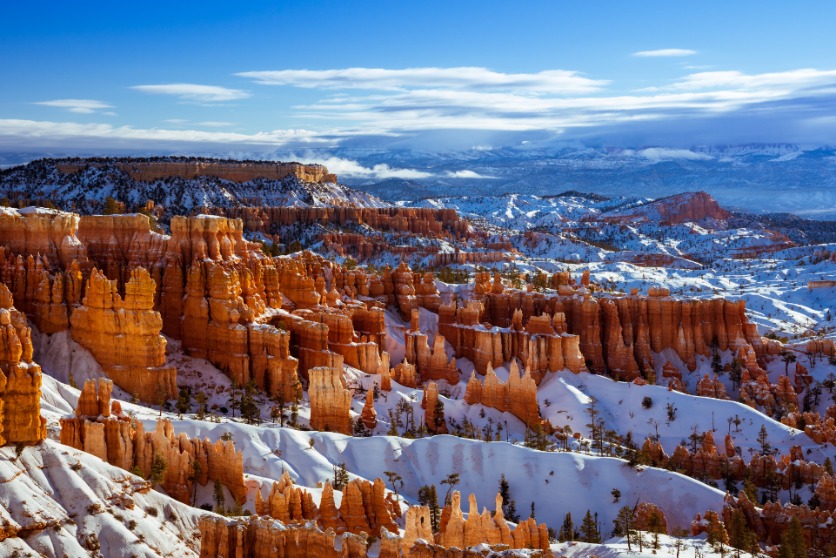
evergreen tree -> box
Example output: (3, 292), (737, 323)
(757, 425), (772, 455)
(384, 471), (403, 497)
(176, 386), (192, 417)
(332, 463), (349, 490)
(728, 508), (756, 558)
(612, 506), (634, 551)
(729, 357), (743, 390)
(238, 381), (260, 425)
(149, 455), (167, 488)
(779, 516), (806, 558)
(213, 478), (226, 515)
(190, 458), (203, 506)
(229, 380), (239, 419)
(579, 509), (601, 543)
(559, 512), (575, 542)
(498, 474), (519, 522)
(440, 473), (460, 505)
(417, 485), (441, 532)
(195, 390), (208, 420)
(434, 398), (446, 431)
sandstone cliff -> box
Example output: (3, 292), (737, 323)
(0, 283), (46, 446)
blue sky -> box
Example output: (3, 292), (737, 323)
(2, 0), (836, 153)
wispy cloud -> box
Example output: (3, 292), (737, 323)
(633, 48), (697, 57)
(0, 119), (331, 148)
(131, 83), (250, 102)
(444, 170), (496, 179)
(291, 155), (433, 179)
(627, 148), (713, 161)
(237, 67), (607, 94)
(34, 99), (114, 114)
(664, 68), (836, 91)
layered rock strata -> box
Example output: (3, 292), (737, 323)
(70, 267), (176, 402)
(308, 364), (352, 434)
(463, 361), (541, 428)
(0, 283), (46, 446)
(60, 379), (246, 505)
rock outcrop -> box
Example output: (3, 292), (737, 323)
(70, 267), (176, 402)
(61, 379), (246, 504)
(308, 365), (352, 434)
(463, 361), (541, 428)
(0, 283), (46, 446)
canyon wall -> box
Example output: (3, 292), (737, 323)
(60, 379), (246, 505)
(0, 283), (46, 446)
(56, 160), (337, 184)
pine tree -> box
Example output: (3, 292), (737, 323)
(580, 509), (601, 543)
(757, 425), (772, 455)
(441, 473), (460, 506)
(176, 386), (191, 417)
(213, 478), (226, 515)
(149, 455), (167, 488)
(195, 390), (208, 420)
(238, 381), (260, 424)
(190, 458), (203, 506)
(332, 463), (349, 490)
(418, 485), (441, 532)
(728, 508), (756, 558)
(559, 512), (575, 542)
(498, 474), (519, 522)
(779, 516), (806, 558)
(612, 506), (634, 551)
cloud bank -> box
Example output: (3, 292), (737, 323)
(131, 84), (250, 102)
(633, 48), (697, 57)
(34, 99), (114, 114)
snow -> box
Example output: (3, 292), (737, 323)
(0, 441), (206, 557)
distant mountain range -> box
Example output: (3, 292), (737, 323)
(1, 144), (835, 218)
(324, 144), (836, 219)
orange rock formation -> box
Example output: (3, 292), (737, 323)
(0, 283), (46, 446)
(60, 379), (246, 505)
(70, 267), (176, 402)
(463, 361), (541, 428)
(308, 364), (352, 434)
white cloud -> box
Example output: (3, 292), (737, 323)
(237, 67), (607, 94)
(633, 49), (697, 57)
(34, 99), (113, 114)
(444, 170), (496, 179)
(291, 155), (432, 179)
(131, 83), (250, 102)
(666, 68), (836, 91)
(0, 119), (330, 147)
(631, 148), (713, 161)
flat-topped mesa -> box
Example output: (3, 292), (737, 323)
(0, 283), (47, 446)
(463, 361), (541, 429)
(308, 363), (352, 434)
(70, 267), (176, 403)
(61, 392), (247, 506)
(55, 159), (337, 184)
